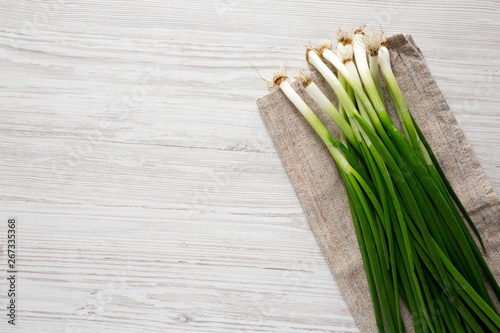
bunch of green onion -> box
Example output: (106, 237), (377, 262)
(269, 28), (500, 332)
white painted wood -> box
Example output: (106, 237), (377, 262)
(0, 1), (498, 332)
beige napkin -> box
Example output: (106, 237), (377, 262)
(255, 33), (500, 332)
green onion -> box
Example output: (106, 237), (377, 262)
(266, 27), (500, 332)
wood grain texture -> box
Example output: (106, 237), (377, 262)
(0, 1), (498, 332)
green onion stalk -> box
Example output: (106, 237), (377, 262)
(375, 32), (500, 303)
(265, 27), (500, 332)
(377, 36), (490, 258)
(274, 70), (402, 332)
(355, 28), (498, 323)
(334, 30), (497, 313)
(306, 49), (437, 332)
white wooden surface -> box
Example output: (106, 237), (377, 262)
(0, 1), (499, 332)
